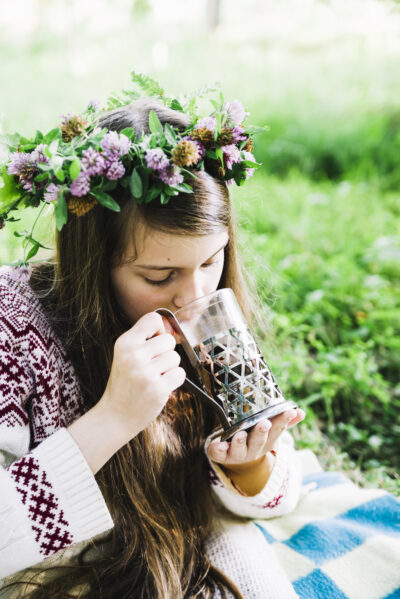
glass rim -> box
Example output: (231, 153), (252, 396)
(173, 287), (234, 317)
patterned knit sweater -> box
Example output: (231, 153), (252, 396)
(0, 265), (302, 583)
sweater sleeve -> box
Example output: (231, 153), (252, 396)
(204, 429), (302, 519)
(0, 287), (113, 579)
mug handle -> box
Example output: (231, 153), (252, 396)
(155, 308), (230, 429)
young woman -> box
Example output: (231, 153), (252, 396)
(0, 94), (305, 598)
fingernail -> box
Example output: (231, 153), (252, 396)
(237, 434), (247, 444)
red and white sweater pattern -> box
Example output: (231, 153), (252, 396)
(0, 265), (302, 580)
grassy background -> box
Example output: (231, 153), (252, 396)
(1, 0), (399, 493)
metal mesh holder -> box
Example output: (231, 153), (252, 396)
(155, 307), (297, 443)
(194, 326), (297, 441)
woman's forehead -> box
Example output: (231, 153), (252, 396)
(130, 228), (229, 268)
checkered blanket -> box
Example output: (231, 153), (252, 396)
(254, 450), (400, 599)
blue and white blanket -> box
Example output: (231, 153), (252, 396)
(255, 450), (400, 599)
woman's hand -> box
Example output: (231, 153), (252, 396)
(100, 311), (186, 439)
(207, 408), (305, 471)
(206, 408), (305, 496)
(68, 312), (186, 474)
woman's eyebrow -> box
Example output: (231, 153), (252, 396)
(134, 240), (229, 271)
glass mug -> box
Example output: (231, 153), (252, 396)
(156, 288), (297, 441)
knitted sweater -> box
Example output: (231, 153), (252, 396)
(0, 265), (302, 589)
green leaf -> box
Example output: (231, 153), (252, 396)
(140, 168), (149, 197)
(92, 190), (121, 212)
(242, 160), (261, 168)
(164, 123), (177, 146)
(130, 168), (142, 199)
(179, 168), (199, 180)
(173, 183), (193, 194)
(145, 184), (162, 204)
(149, 135), (160, 149)
(26, 242), (40, 261)
(1, 132), (22, 151)
(160, 191), (169, 205)
(130, 71), (165, 97)
(164, 187), (179, 197)
(149, 110), (163, 135)
(0, 167), (20, 208)
(170, 99), (183, 112)
(35, 130), (44, 143)
(210, 99), (220, 111)
(214, 113), (222, 141)
(19, 144), (36, 152)
(55, 168), (65, 182)
(69, 159), (81, 181)
(205, 149), (218, 160)
(232, 165), (245, 186)
(43, 128), (61, 144)
(55, 191), (68, 230)
(101, 180), (118, 192)
(49, 139), (59, 156)
(245, 125), (270, 135)
(120, 127), (136, 140)
(215, 146), (224, 163)
(34, 173), (49, 183)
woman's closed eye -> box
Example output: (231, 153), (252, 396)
(145, 261), (220, 286)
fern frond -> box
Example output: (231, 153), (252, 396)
(105, 89), (141, 112)
(130, 71), (165, 97)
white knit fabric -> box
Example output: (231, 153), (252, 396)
(0, 429), (113, 579)
(205, 515), (298, 598)
(205, 429), (303, 519)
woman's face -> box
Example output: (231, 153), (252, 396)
(110, 224), (229, 325)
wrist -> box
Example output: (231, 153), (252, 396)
(67, 400), (138, 475)
(219, 453), (273, 497)
(221, 453), (268, 475)
(95, 395), (139, 446)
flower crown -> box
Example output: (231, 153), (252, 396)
(0, 72), (266, 263)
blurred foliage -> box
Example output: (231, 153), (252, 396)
(235, 173), (400, 493)
(255, 110), (400, 190)
(1, 0), (399, 493)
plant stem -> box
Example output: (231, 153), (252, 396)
(23, 202), (46, 263)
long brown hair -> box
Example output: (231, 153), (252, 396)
(6, 99), (256, 598)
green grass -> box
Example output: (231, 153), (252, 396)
(233, 172), (400, 493)
(1, 0), (400, 494)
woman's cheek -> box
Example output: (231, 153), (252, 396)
(211, 261), (225, 290)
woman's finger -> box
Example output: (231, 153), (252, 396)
(246, 419), (271, 458)
(227, 431), (248, 461)
(208, 440), (229, 462)
(145, 332), (176, 358)
(267, 409), (297, 448)
(287, 408), (306, 428)
(152, 349), (181, 375)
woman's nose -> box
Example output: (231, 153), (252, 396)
(173, 274), (205, 310)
